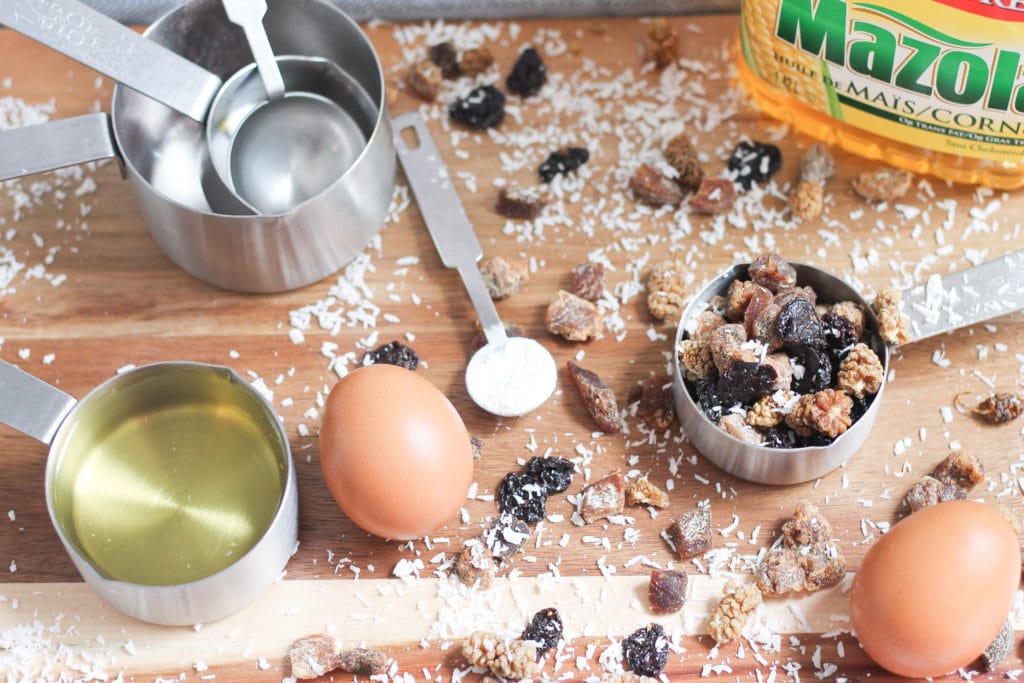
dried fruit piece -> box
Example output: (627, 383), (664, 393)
(449, 85), (505, 129)
(691, 310), (726, 342)
(755, 547), (805, 597)
(798, 142), (835, 183)
(689, 177), (736, 214)
(599, 673), (658, 683)
(755, 500), (846, 597)
(746, 391), (796, 428)
(932, 449), (984, 490)
(706, 580), (762, 645)
(664, 134), (703, 189)
(545, 290), (603, 341)
(720, 413), (764, 443)
(777, 297), (824, 349)
(521, 607), (562, 657)
(786, 389), (853, 439)
(982, 618), (1013, 671)
(648, 568), (687, 614)
(782, 499), (834, 546)
(483, 512), (531, 558)
(790, 345), (832, 395)
(668, 505), (711, 559)
(708, 323), (752, 373)
(572, 262), (605, 302)
(454, 539), (495, 589)
(462, 631), (539, 680)
(872, 286), (911, 345)
(836, 343), (883, 398)
(646, 260), (688, 322)
(479, 255), (530, 300)
(676, 339), (716, 383)
(956, 391), (1024, 423)
(580, 470), (625, 523)
(567, 360), (621, 433)
(725, 279), (764, 321)
(365, 340), (419, 370)
(526, 456), (575, 494)
(904, 475), (966, 513)
(289, 634), (337, 680)
(750, 253), (797, 293)
(459, 47), (494, 76)
(497, 472), (548, 525)
(762, 353), (794, 391)
(428, 41), (460, 79)
(852, 167), (913, 202)
(717, 361), (777, 406)
(539, 146), (589, 183)
(506, 47), (547, 96)
(821, 311), (859, 358)
(630, 163), (684, 207)
(471, 435), (483, 460)
(728, 140), (782, 189)
(642, 18), (679, 69)
(790, 179), (824, 220)
(405, 59), (442, 102)
(496, 185), (549, 220)
(627, 375), (676, 430)
(622, 623), (669, 677)
(828, 301), (865, 340)
(625, 477), (669, 508)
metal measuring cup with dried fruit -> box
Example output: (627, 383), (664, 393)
(672, 250), (1024, 484)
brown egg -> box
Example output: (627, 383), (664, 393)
(319, 364), (474, 540)
(850, 500), (1020, 678)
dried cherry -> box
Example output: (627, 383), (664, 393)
(526, 456), (574, 494)
(521, 607), (562, 657)
(506, 47), (547, 96)
(762, 426), (797, 449)
(790, 346), (832, 394)
(450, 85), (506, 129)
(821, 311), (858, 358)
(497, 472), (548, 525)
(716, 361), (775, 406)
(539, 146), (589, 183)
(691, 379), (723, 423)
(623, 623), (669, 677)
(728, 140), (782, 189)
(777, 297), (824, 349)
(365, 340), (419, 370)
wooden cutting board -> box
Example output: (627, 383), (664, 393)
(1, 13), (1023, 681)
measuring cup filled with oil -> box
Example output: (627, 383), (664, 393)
(0, 361), (297, 625)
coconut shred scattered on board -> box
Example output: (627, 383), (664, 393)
(4, 17), (1024, 683)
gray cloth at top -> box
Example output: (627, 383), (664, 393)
(82, 0), (739, 24)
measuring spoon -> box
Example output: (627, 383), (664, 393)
(222, 0), (284, 100)
(392, 111), (557, 417)
(672, 251), (1024, 485)
(0, 0), (221, 122)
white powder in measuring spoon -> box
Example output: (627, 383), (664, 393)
(464, 336), (557, 417)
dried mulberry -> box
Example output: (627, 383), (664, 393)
(462, 631), (539, 680)
(786, 389), (852, 439)
(706, 580), (761, 645)
(837, 343), (883, 398)
(676, 339), (716, 382)
(790, 179), (824, 221)
(646, 260), (688, 322)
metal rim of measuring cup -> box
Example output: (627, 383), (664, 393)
(108, 0), (396, 292)
(42, 362), (298, 625)
(671, 263), (891, 486)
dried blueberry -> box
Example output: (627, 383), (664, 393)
(728, 140), (782, 189)
(506, 47), (547, 96)
(716, 361), (776, 406)
(790, 346), (832, 394)
(521, 607), (562, 657)
(623, 623), (669, 677)
(364, 340), (419, 370)
(497, 472), (547, 524)
(449, 85), (506, 129)
(762, 426), (797, 449)
(777, 297), (824, 349)
(822, 312), (858, 358)
(539, 146), (589, 183)
(526, 456), (574, 494)
(691, 379), (723, 423)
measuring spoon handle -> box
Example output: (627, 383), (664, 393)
(0, 0), (221, 122)
(392, 111), (508, 346)
(0, 361), (76, 444)
(900, 249), (1024, 343)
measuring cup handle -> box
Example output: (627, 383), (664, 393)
(0, 361), (76, 444)
(392, 111), (508, 346)
(0, 113), (124, 182)
(0, 0), (221, 122)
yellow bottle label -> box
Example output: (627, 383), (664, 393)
(741, 0), (1024, 163)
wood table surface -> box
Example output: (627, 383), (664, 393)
(1, 11), (1023, 682)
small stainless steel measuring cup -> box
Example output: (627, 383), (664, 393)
(672, 252), (1024, 485)
(0, 361), (298, 625)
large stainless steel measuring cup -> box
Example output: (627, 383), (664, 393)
(672, 251), (1024, 485)
(0, 360), (298, 625)
(0, 0), (395, 292)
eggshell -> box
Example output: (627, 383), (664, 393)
(850, 500), (1020, 678)
(319, 364), (474, 540)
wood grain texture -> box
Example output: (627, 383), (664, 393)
(0, 13), (1023, 681)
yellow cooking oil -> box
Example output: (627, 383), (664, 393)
(49, 367), (287, 586)
(738, 0), (1024, 189)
